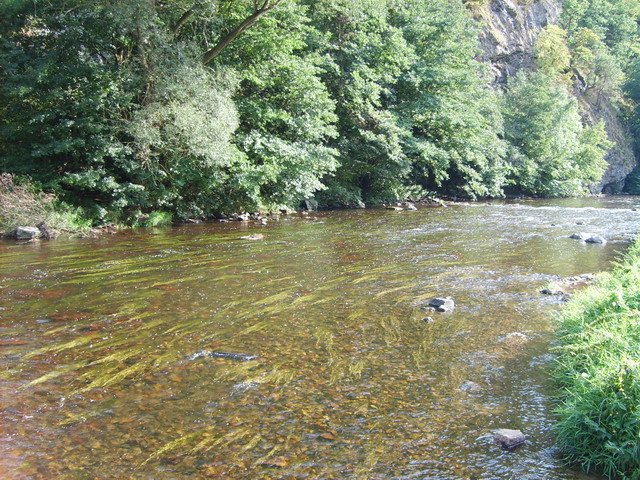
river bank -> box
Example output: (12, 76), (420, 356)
(0, 197), (637, 478)
(554, 238), (640, 479)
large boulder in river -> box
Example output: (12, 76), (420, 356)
(428, 297), (455, 312)
(494, 429), (526, 450)
(585, 235), (607, 244)
(569, 232), (592, 240)
(15, 226), (41, 240)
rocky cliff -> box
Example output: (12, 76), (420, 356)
(476, 0), (637, 193)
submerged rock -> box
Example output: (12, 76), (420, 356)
(188, 351), (258, 362)
(16, 226), (41, 240)
(428, 297), (455, 313)
(493, 429), (526, 450)
(460, 381), (482, 393)
(240, 234), (264, 241)
(500, 332), (530, 347)
(231, 381), (259, 396)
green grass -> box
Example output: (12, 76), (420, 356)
(554, 240), (640, 479)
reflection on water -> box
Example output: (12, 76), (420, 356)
(0, 197), (637, 479)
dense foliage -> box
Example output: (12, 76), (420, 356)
(555, 239), (640, 479)
(0, 0), (636, 225)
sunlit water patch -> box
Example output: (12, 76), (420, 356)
(0, 197), (637, 478)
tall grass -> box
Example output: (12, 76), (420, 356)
(554, 240), (640, 479)
(0, 173), (90, 236)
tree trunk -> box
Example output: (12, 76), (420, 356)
(173, 8), (194, 36)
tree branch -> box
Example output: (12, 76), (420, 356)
(202, 0), (282, 65)
(173, 8), (194, 36)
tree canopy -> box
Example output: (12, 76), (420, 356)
(0, 0), (635, 223)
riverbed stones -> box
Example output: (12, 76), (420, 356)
(585, 235), (607, 244)
(501, 332), (529, 347)
(404, 202), (418, 211)
(240, 234), (264, 241)
(493, 429), (526, 450)
(460, 381), (482, 393)
(570, 232), (607, 244)
(428, 297), (455, 313)
(15, 226), (41, 240)
(386, 206), (404, 211)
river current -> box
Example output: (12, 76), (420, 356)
(0, 197), (638, 479)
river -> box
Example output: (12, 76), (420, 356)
(0, 197), (638, 479)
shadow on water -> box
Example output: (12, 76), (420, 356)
(0, 197), (638, 478)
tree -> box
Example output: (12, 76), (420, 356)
(305, 0), (415, 206)
(535, 25), (571, 78)
(395, 0), (508, 198)
(504, 71), (611, 196)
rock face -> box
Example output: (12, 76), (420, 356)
(477, 0), (637, 192)
(15, 226), (41, 240)
(479, 0), (561, 85)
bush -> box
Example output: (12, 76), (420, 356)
(554, 240), (640, 479)
(0, 174), (90, 236)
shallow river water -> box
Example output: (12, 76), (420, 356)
(0, 197), (638, 479)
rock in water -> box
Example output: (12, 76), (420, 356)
(494, 429), (526, 450)
(15, 226), (41, 240)
(36, 222), (52, 240)
(188, 351), (258, 362)
(428, 297), (455, 313)
(240, 234), (264, 241)
(585, 235), (606, 244)
(569, 232), (591, 240)
(460, 381), (482, 393)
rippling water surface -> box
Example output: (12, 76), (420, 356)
(0, 197), (638, 479)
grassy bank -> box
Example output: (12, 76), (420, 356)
(554, 239), (640, 479)
(0, 174), (91, 237)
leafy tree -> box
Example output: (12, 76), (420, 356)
(394, 0), (508, 198)
(569, 28), (623, 98)
(209, 1), (339, 210)
(535, 25), (571, 77)
(504, 71), (611, 196)
(305, 0), (414, 206)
